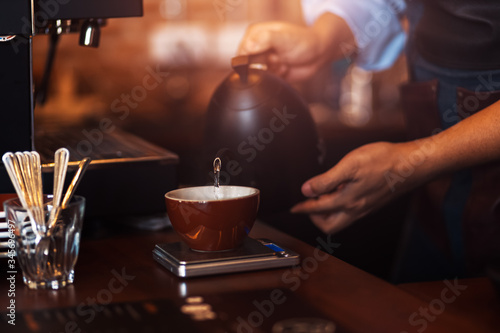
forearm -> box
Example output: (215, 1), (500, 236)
(301, 0), (406, 71)
(398, 101), (500, 186)
(433, 101), (500, 170)
(311, 12), (356, 66)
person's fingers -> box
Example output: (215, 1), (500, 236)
(283, 62), (322, 83)
(266, 53), (285, 74)
(290, 191), (343, 214)
(302, 160), (357, 197)
(238, 26), (274, 55)
(309, 211), (354, 234)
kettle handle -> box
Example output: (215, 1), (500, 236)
(231, 52), (270, 84)
(231, 55), (251, 83)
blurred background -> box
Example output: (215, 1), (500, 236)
(32, 0), (407, 177)
(31, 0), (410, 280)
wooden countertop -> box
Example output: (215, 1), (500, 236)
(1, 221), (498, 333)
(398, 277), (500, 333)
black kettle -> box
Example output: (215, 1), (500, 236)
(203, 55), (324, 216)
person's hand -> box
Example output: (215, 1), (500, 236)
(291, 141), (424, 234)
(237, 14), (356, 83)
(237, 21), (323, 82)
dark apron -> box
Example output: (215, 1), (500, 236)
(395, 79), (500, 282)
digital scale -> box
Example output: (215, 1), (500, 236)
(153, 238), (300, 278)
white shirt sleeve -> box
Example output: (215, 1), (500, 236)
(301, 0), (407, 71)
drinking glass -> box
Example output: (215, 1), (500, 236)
(4, 195), (85, 289)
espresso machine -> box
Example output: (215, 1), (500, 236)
(0, 1), (178, 222)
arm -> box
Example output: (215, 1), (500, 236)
(237, 0), (406, 82)
(291, 101), (500, 233)
(237, 13), (356, 83)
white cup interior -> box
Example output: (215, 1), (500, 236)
(166, 186), (258, 202)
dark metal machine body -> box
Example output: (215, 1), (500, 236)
(0, 0), (144, 159)
(0, 1), (179, 219)
(0, 1), (34, 178)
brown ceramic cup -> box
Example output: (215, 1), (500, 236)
(165, 186), (260, 251)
